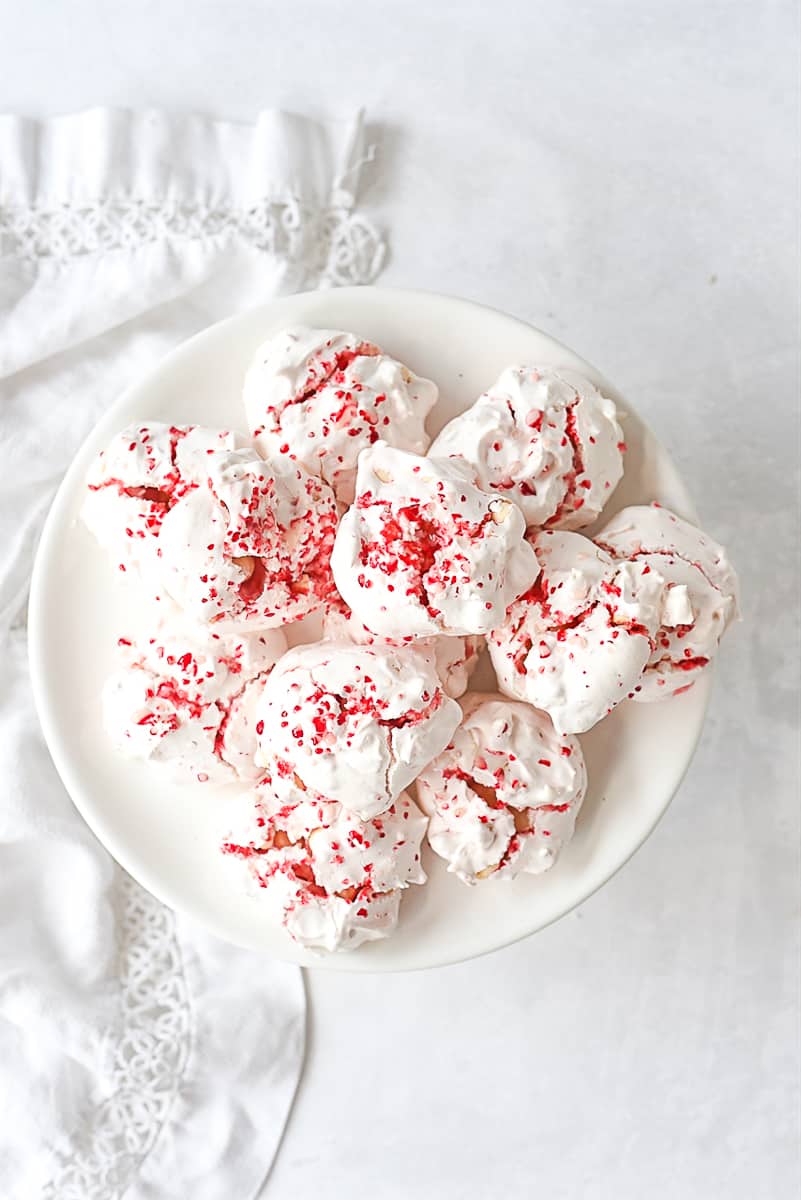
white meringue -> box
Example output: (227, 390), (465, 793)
(222, 775), (427, 953)
(218, 676), (272, 781)
(322, 598), (482, 699)
(254, 639), (462, 820)
(157, 442), (338, 630)
(244, 325), (437, 505)
(429, 365), (625, 529)
(488, 529), (665, 733)
(430, 632), (484, 700)
(596, 504), (739, 700)
(102, 618), (286, 782)
(416, 694), (587, 884)
(82, 422), (239, 579)
(330, 442), (540, 638)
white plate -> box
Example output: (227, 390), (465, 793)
(29, 287), (710, 972)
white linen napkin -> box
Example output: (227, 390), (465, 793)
(0, 107), (385, 1200)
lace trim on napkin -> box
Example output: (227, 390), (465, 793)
(0, 196), (385, 286)
(42, 878), (191, 1199)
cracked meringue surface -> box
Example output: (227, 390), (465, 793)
(157, 441), (338, 630)
(330, 441), (539, 639)
(244, 325), (437, 505)
(416, 694), (587, 884)
(222, 773), (427, 952)
(102, 617), (287, 782)
(489, 529), (666, 733)
(82, 422), (240, 579)
(429, 365), (625, 529)
(596, 504), (739, 700)
(322, 598), (482, 699)
(253, 639), (461, 820)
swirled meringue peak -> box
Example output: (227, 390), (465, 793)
(322, 597), (482, 699)
(330, 442), (540, 638)
(244, 325), (437, 505)
(82, 422), (240, 579)
(488, 529), (666, 733)
(222, 772), (427, 953)
(102, 616), (287, 783)
(416, 694), (587, 884)
(157, 442), (338, 630)
(253, 639), (462, 820)
(596, 504), (739, 700)
(429, 365), (625, 529)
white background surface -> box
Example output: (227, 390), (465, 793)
(2, 2), (799, 1198)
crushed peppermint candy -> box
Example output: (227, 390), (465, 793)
(596, 503), (739, 701)
(245, 325), (437, 505)
(417, 694), (586, 883)
(331, 441), (539, 638)
(429, 365), (625, 530)
(221, 773), (426, 952)
(102, 617), (286, 782)
(489, 529), (667, 733)
(157, 441), (339, 630)
(254, 639), (461, 820)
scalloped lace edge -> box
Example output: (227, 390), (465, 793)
(42, 877), (192, 1199)
(0, 195), (386, 287)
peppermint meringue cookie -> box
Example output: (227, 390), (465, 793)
(489, 530), (666, 733)
(244, 325), (437, 505)
(83, 422), (239, 578)
(596, 504), (739, 700)
(429, 365), (625, 529)
(322, 599), (482, 699)
(102, 618), (287, 782)
(330, 442), (540, 639)
(157, 442), (338, 630)
(254, 640), (462, 820)
(416, 694), (587, 884)
(223, 773), (427, 952)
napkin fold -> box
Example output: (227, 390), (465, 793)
(0, 106), (385, 1200)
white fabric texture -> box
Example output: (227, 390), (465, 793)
(0, 107), (384, 1200)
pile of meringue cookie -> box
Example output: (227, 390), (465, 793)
(83, 326), (739, 953)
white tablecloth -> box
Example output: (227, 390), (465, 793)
(1, 2), (798, 1198)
